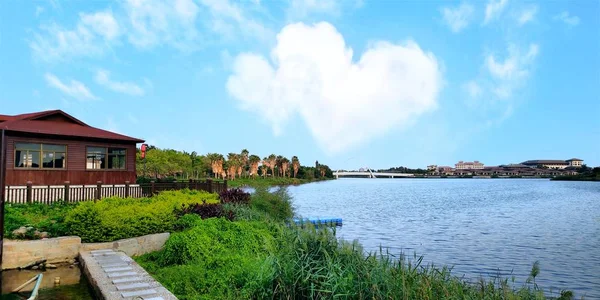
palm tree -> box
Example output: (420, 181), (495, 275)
(281, 158), (290, 177)
(267, 154), (277, 177)
(240, 149), (249, 178)
(226, 153), (237, 180)
(260, 158), (268, 178)
(207, 153), (224, 179)
(249, 155), (261, 178)
(292, 156), (300, 178)
(275, 155), (284, 177)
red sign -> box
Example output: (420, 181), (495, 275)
(141, 144), (147, 159)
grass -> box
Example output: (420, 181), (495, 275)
(4, 202), (74, 238)
(226, 176), (331, 188)
(135, 188), (573, 300)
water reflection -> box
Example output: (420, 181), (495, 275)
(1, 265), (94, 300)
(289, 179), (600, 299)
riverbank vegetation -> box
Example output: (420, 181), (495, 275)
(5, 188), (574, 298)
(552, 165), (600, 181)
(135, 147), (334, 184)
(135, 188), (572, 300)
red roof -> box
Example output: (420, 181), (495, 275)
(0, 110), (144, 143)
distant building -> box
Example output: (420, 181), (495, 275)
(455, 160), (484, 170)
(437, 166), (453, 175)
(521, 159), (584, 169)
(566, 158), (584, 167)
(427, 165), (437, 171)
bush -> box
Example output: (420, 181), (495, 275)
(4, 203), (72, 239)
(176, 203), (235, 221)
(173, 214), (202, 231)
(137, 218), (279, 299)
(218, 188), (251, 205)
(250, 187), (295, 222)
(65, 190), (219, 242)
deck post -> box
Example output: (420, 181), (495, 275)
(64, 181), (70, 203)
(26, 181), (33, 204)
(150, 181), (156, 195)
(223, 180), (227, 192)
(125, 181), (130, 198)
(95, 181), (102, 202)
(206, 179), (213, 193)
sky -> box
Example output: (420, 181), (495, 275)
(0, 0), (599, 170)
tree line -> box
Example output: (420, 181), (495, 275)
(136, 146), (333, 181)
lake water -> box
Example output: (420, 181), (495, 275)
(288, 178), (600, 299)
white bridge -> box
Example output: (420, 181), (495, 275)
(334, 169), (415, 179)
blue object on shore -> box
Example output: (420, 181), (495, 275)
(293, 217), (343, 227)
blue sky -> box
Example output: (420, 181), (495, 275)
(1, 0), (598, 169)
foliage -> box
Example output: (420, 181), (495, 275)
(378, 166), (429, 174)
(176, 203), (235, 221)
(553, 166), (600, 181)
(136, 218), (279, 299)
(173, 214), (202, 231)
(136, 146), (335, 181)
(64, 190), (219, 242)
(138, 221), (561, 300)
(4, 202), (73, 239)
(250, 187), (295, 222)
(218, 188), (251, 205)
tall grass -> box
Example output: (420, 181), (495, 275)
(136, 187), (572, 299)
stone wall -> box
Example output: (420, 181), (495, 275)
(2, 233), (170, 270)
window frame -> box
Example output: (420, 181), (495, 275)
(86, 146), (127, 171)
(13, 142), (67, 170)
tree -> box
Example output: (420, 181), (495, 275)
(292, 156), (300, 178)
(240, 149), (249, 177)
(267, 154), (277, 177)
(249, 155), (261, 178)
(281, 157), (290, 177)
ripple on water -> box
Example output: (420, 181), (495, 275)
(290, 179), (600, 299)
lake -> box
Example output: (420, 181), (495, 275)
(288, 178), (600, 299)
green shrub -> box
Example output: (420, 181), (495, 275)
(4, 203), (72, 239)
(65, 190), (219, 242)
(173, 214), (202, 231)
(250, 187), (295, 222)
(137, 218), (279, 299)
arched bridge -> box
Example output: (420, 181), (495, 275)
(334, 170), (415, 179)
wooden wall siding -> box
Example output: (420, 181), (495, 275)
(5, 135), (137, 185)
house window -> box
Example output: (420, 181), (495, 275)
(15, 143), (66, 169)
(86, 147), (126, 170)
(108, 148), (126, 169)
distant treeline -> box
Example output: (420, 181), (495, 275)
(376, 166), (428, 174)
(553, 165), (600, 181)
(135, 146), (333, 181)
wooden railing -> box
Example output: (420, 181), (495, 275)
(4, 179), (227, 204)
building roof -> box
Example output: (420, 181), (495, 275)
(521, 160), (568, 165)
(565, 158), (583, 161)
(0, 110), (144, 143)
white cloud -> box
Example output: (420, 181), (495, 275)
(124, 0), (200, 49)
(199, 0), (271, 42)
(35, 6), (44, 17)
(30, 10), (119, 62)
(553, 11), (580, 27)
(484, 0), (508, 24)
(441, 3), (475, 33)
(464, 80), (482, 98)
(227, 22), (443, 154)
(485, 43), (539, 98)
(45, 73), (97, 100)
(80, 11), (121, 40)
(95, 69), (145, 96)
(517, 5), (537, 26)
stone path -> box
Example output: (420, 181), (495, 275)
(80, 249), (177, 300)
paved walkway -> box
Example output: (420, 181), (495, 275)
(80, 249), (177, 300)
